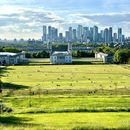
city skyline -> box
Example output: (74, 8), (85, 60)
(42, 25), (125, 43)
(0, 0), (130, 39)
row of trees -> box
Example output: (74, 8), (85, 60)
(114, 49), (130, 64)
(96, 45), (130, 64)
(25, 51), (49, 58)
(72, 51), (95, 58)
(0, 47), (21, 53)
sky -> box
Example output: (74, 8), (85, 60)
(0, 0), (130, 39)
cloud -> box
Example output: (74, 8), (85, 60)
(71, 12), (130, 35)
(78, 13), (130, 25)
(0, 1), (130, 38)
(0, 5), (64, 38)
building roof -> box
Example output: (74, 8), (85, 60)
(96, 52), (108, 57)
(0, 52), (19, 57)
(51, 51), (71, 56)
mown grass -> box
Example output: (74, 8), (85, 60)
(1, 64), (130, 96)
(2, 95), (130, 113)
(1, 112), (130, 130)
(1, 63), (130, 129)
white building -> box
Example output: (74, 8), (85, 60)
(95, 52), (113, 63)
(50, 43), (72, 64)
(0, 51), (25, 65)
(50, 51), (72, 64)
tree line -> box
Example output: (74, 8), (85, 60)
(96, 45), (130, 64)
(0, 47), (21, 53)
(1, 46), (130, 64)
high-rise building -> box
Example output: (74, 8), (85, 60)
(118, 28), (122, 43)
(104, 28), (109, 43)
(48, 26), (52, 42)
(93, 26), (98, 43)
(69, 27), (73, 42)
(65, 31), (70, 42)
(72, 29), (77, 42)
(59, 33), (63, 42)
(42, 26), (47, 43)
(100, 30), (104, 42)
(113, 33), (117, 42)
(90, 27), (93, 41)
(108, 27), (113, 43)
(77, 25), (83, 41)
(83, 27), (89, 42)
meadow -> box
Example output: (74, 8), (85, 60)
(1, 63), (130, 129)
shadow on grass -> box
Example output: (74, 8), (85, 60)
(2, 83), (29, 90)
(0, 67), (14, 76)
(0, 116), (30, 125)
(72, 61), (93, 65)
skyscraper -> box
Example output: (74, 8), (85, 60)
(65, 31), (70, 42)
(69, 27), (73, 42)
(93, 26), (98, 43)
(104, 28), (109, 43)
(113, 33), (117, 42)
(72, 29), (77, 42)
(48, 26), (52, 42)
(108, 27), (113, 43)
(83, 27), (89, 42)
(77, 25), (83, 41)
(42, 26), (47, 43)
(118, 28), (122, 43)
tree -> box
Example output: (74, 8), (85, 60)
(114, 49), (130, 64)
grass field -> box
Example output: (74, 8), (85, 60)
(1, 63), (130, 129)
(1, 113), (130, 130)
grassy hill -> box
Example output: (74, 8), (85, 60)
(1, 63), (130, 129)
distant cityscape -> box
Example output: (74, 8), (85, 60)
(42, 25), (128, 44)
(0, 25), (130, 45)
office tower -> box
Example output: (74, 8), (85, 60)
(122, 35), (125, 42)
(52, 28), (58, 41)
(48, 26), (52, 42)
(59, 33), (63, 42)
(93, 26), (98, 43)
(42, 26), (47, 43)
(65, 31), (70, 42)
(109, 27), (113, 43)
(90, 27), (93, 41)
(104, 28), (109, 43)
(77, 25), (83, 41)
(113, 33), (117, 42)
(72, 29), (77, 42)
(83, 27), (89, 42)
(69, 27), (73, 42)
(118, 28), (122, 43)
(48, 26), (58, 42)
(100, 30), (104, 42)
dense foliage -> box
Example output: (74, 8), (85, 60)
(0, 47), (21, 53)
(96, 45), (114, 54)
(25, 51), (49, 58)
(72, 51), (95, 57)
(114, 49), (130, 64)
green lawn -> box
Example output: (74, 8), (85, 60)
(2, 95), (130, 114)
(1, 65), (130, 93)
(1, 64), (130, 129)
(1, 113), (130, 130)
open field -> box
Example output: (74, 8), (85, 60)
(1, 64), (130, 95)
(1, 63), (130, 129)
(1, 113), (130, 130)
(2, 95), (130, 114)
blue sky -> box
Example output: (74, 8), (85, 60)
(0, 0), (130, 39)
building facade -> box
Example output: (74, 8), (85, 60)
(50, 51), (72, 64)
(0, 51), (25, 65)
(50, 43), (72, 64)
(95, 52), (113, 63)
